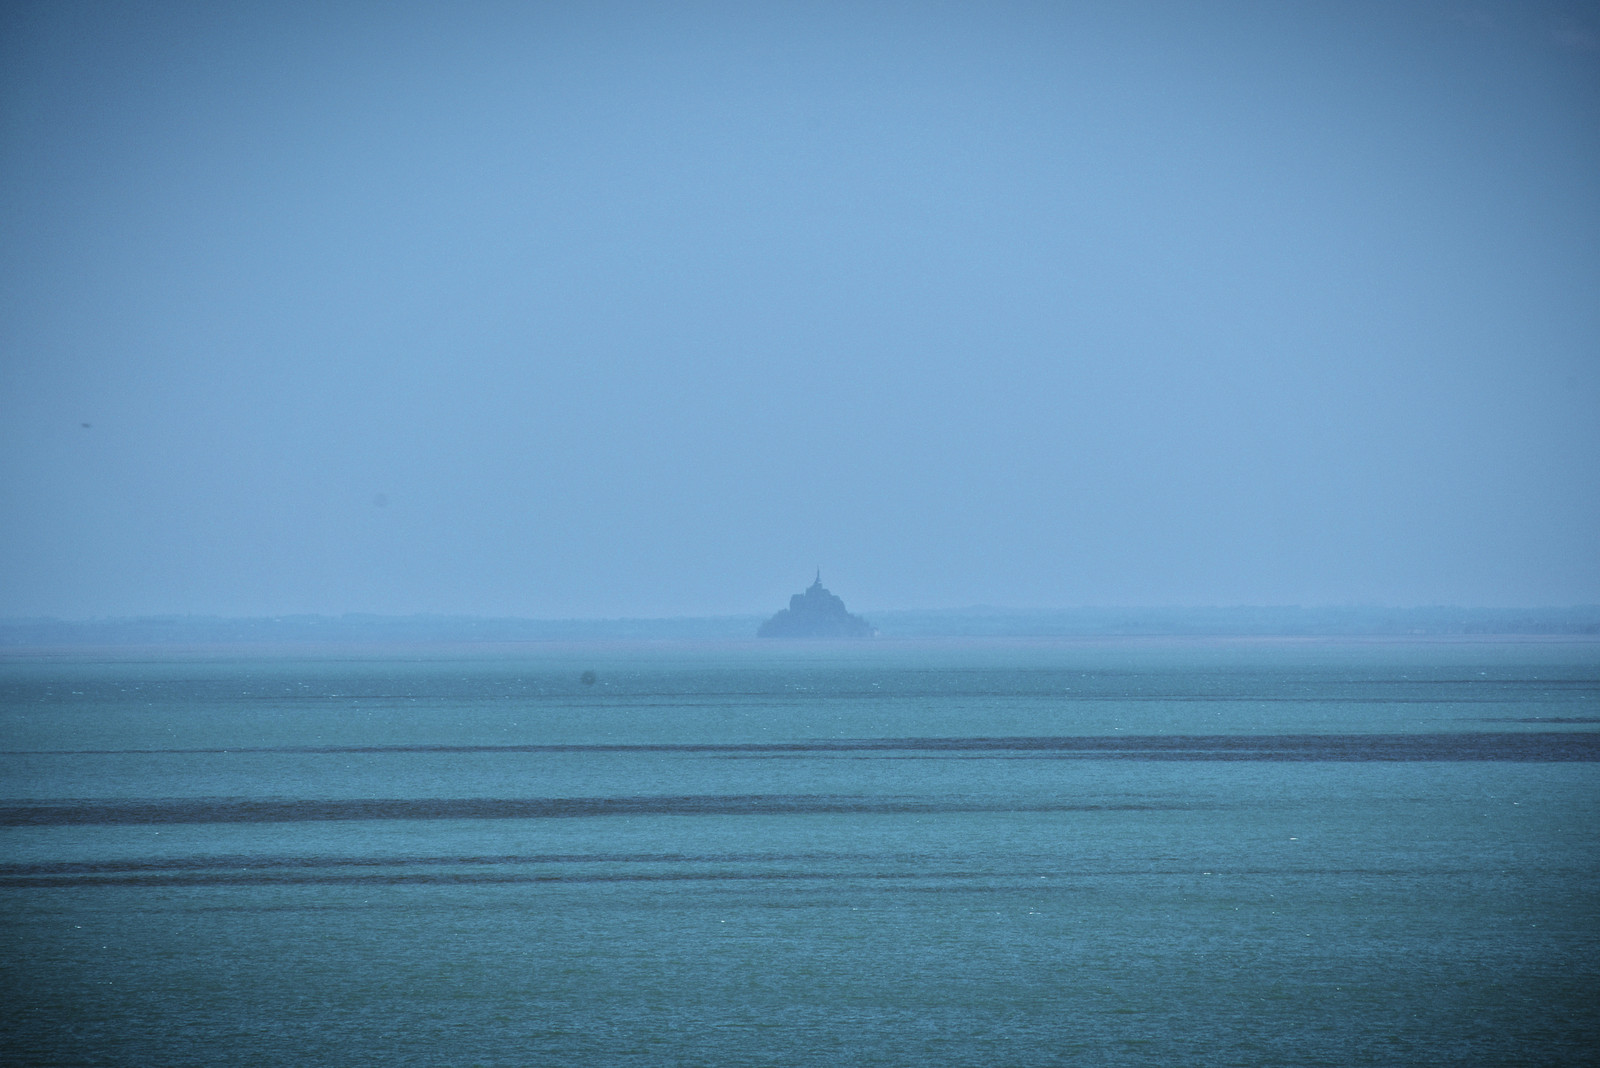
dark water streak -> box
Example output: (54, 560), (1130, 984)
(8, 730), (1597, 759)
(1, 851), (1532, 890)
(0, 795), (1186, 827)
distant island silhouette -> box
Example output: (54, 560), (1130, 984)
(758, 573), (875, 638)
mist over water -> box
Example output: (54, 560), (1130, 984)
(3, 0), (1599, 618)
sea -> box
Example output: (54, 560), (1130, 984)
(1, 638), (1596, 1066)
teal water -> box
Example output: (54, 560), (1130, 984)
(2, 639), (1597, 1066)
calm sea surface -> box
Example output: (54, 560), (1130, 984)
(2, 639), (1597, 1066)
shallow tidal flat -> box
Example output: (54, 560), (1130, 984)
(2, 639), (1597, 1065)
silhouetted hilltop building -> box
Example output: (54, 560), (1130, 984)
(758, 573), (875, 638)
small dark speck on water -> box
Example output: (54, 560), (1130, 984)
(580, 671), (598, 686)
(372, 493), (388, 508)
(80, 423), (91, 428)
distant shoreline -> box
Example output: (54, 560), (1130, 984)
(2, 606), (1597, 649)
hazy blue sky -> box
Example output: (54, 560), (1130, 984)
(3, 0), (1597, 618)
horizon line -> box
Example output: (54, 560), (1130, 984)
(5, 603), (1600, 625)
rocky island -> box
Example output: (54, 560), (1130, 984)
(757, 573), (876, 638)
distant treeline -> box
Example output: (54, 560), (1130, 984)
(2, 606), (1598, 647)
(0, 614), (763, 646)
(867, 606), (1600, 638)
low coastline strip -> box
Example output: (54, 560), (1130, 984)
(6, 731), (1598, 760)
